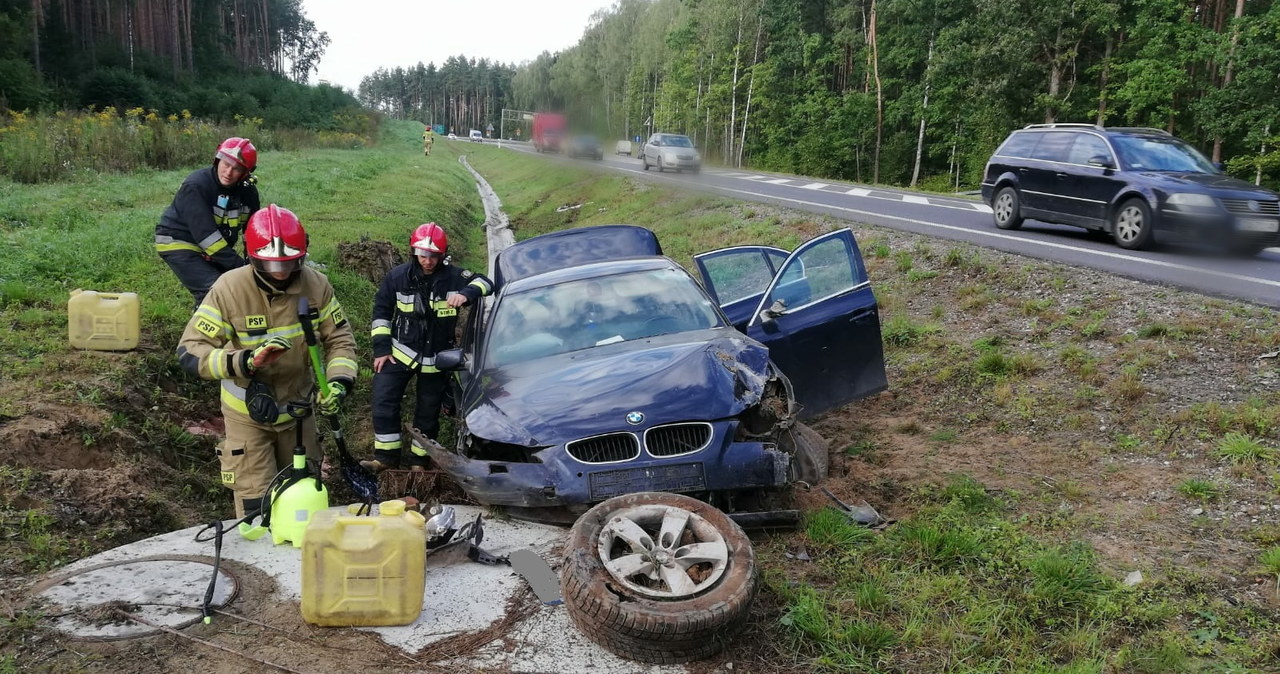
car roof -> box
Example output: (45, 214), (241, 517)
(493, 224), (664, 287)
(501, 256), (677, 295)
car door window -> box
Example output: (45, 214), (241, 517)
(699, 250), (780, 305)
(1067, 134), (1112, 166)
(759, 236), (863, 317)
(1029, 132), (1075, 162)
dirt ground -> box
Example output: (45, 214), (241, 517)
(3, 222), (1280, 672)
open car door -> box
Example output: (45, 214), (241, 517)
(695, 229), (887, 418)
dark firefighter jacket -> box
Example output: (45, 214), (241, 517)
(154, 165), (260, 270)
(371, 260), (494, 372)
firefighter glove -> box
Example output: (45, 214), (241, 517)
(317, 381), (347, 416)
(248, 335), (291, 373)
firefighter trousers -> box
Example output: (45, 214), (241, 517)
(219, 413), (320, 518)
(370, 361), (449, 467)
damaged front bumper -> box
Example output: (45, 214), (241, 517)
(426, 424), (790, 510)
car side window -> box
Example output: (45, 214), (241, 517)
(1029, 132), (1076, 162)
(702, 252), (778, 305)
(997, 132), (1038, 158)
(768, 237), (862, 311)
(1067, 134), (1112, 166)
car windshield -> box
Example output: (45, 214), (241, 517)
(486, 268), (724, 366)
(1111, 136), (1217, 173)
(660, 135), (694, 148)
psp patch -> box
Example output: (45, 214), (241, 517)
(245, 315), (267, 330)
(195, 317), (222, 338)
(220, 470), (235, 485)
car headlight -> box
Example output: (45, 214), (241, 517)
(1166, 193), (1217, 209)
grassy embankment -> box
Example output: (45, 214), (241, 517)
(0, 125), (1278, 672)
(464, 147), (1280, 673)
(0, 120), (489, 577)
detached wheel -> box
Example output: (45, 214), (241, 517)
(993, 186), (1024, 230)
(1113, 198), (1154, 250)
(561, 492), (757, 664)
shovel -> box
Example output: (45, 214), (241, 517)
(298, 297), (379, 509)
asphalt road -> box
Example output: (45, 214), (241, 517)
(477, 138), (1280, 309)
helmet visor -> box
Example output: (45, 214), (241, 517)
(250, 256), (304, 274)
(413, 248), (444, 260)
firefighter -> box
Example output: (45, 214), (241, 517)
(363, 223), (493, 472)
(177, 205), (358, 518)
(155, 137), (261, 308)
(422, 126), (434, 156)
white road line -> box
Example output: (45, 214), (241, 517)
(903, 195), (930, 205)
(763, 178), (793, 185)
(800, 182), (830, 190)
(741, 175), (769, 181)
(972, 203), (994, 213)
(607, 165), (1280, 292)
(718, 172), (752, 177)
(846, 188), (871, 196)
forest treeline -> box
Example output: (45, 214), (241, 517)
(0, 0), (364, 131)
(361, 0), (1280, 191)
(357, 57), (516, 138)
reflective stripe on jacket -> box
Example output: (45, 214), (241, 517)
(370, 261), (493, 372)
(155, 166), (259, 270)
(177, 265), (358, 425)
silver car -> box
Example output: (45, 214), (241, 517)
(642, 133), (701, 173)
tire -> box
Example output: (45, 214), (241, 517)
(642, 156), (650, 171)
(657, 157), (665, 173)
(778, 421), (829, 484)
(992, 186), (1024, 230)
(561, 492), (757, 664)
(1113, 198), (1154, 250)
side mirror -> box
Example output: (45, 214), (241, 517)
(759, 299), (787, 334)
(434, 348), (466, 371)
(1087, 155), (1115, 169)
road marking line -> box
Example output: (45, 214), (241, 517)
(846, 188), (871, 196)
(971, 203), (994, 213)
(800, 182), (830, 190)
(741, 175), (769, 180)
(763, 178), (793, 185)
(718, 172), (751, 177)
(903, 195), (930, 205)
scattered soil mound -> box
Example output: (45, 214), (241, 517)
(337, 237), (404, 284)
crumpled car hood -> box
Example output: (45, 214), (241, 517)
(464, 333), (772, 447)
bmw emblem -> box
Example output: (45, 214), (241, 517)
(1248, 200), (1262, 212)
(625, 411), (645, 426)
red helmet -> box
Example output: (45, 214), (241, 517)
(410, 223), (448, 257)
(245, 205), (307, 273)
(215, 137), (257, 173)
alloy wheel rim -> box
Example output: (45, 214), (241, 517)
(995, 193), (1013, 222)
(1117, 207), (1144, 242)
(596, 504), (729, 599)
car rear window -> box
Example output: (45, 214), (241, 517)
(996, 132), (1038, 158)
(1029, 132), (1076, 162)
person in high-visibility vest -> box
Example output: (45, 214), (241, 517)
(422, 127), (434, 156)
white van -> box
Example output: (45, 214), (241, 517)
(469, 130), (484, 142)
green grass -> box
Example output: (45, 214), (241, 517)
(1216, 433), (1278, 467)
(1176, 478), (1225, 502)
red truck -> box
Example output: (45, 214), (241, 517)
(532, 113), (566, 153)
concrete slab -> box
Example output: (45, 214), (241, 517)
(42, 504), (691, 673)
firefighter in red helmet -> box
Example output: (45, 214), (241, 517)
(177, 205), (358, 518)
(363, 223), (493, 472)
(155, 137), (261, 308)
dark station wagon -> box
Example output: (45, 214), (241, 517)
(427, 225), (888, 524)
(981, 123), (1280, 255)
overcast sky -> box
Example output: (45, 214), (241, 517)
(303, 0), (617, 93)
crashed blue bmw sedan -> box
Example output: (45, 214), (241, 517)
(427, 225), (887, 524)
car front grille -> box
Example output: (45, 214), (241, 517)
(645, 423), (713, 457)
(565, 433), (640, 463)
(1221, 199), (1280, 216)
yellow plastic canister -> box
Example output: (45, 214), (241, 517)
(301, 500), (427, 626)
(68, 290), (140, 351)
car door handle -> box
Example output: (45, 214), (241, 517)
(1055, 172), (1068, 179)
(1018, 168), (1029, 174)
(847, 308), (875, 323)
